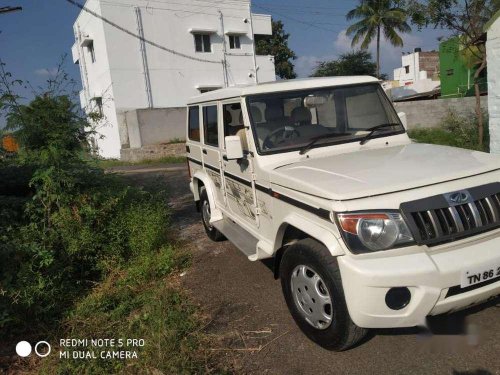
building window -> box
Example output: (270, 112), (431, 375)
(229, 35), (241, 49)
(404, 65), (410, 74)
(203, 105), (218, 147)
(188, 106), (200, 141)
(447, 69), (454, 76)
(88, 41), (96, 63)
(194, 34), (211, 53)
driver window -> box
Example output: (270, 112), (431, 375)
(223, 102), (248, 151)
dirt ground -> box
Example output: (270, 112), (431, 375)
(120, 164), (500, 375)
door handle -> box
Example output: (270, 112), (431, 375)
(222, 155), (228, 161)
(202, 149), (208, 155)
(185, 145), (190, 153)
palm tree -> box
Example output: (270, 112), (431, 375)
(346, 0), (411, 78)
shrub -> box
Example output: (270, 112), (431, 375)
(408, 111), (489, 152)
(0, 65), (215, 374)
(0, 171), (171, 332)
(0, 92), (172, 334)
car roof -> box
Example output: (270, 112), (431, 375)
(187, 76), (380, 104)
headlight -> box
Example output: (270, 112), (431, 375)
(336, 211), (414, 253)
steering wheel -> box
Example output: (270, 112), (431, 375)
(263, 126), (300, 150)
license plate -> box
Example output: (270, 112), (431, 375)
(461, 261), (500, 288)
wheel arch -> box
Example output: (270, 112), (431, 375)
(192, 170), (223, 221)
(273, 215), (345, 279)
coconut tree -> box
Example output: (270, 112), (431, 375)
(346, 0), (411, 78)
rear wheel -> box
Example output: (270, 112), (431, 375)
(199, 187), (225, 242)
(280, 238), (367, 351)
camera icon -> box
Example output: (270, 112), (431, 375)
(16, 341), (51, 357)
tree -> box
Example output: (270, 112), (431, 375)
(400, 0), (499, 148)
(311, 50), (386, 78)
(346, 0), (411, 78)
(256, 19), (297, 79)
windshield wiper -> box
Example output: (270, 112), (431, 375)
(359, 123), (401, 145)
(299, 133), (347, 155)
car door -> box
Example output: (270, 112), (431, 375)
(220, 100), (260, 228)
(201, 103), (225, 207)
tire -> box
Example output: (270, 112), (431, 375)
(280, 238), (367, 351)
(199, 187), (225, 242)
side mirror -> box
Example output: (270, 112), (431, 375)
(398, 112), (408, 129)
(225, 136), (244, 160)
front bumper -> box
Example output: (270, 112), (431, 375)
(338, 229), (500, 329)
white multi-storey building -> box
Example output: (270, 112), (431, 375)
(72, 0), (275, 158)
(390, 48), (440, 100)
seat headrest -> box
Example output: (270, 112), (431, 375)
(249, 107), (263, 123)
(291, 107), (312, 124)
(265, 106), (282, 122)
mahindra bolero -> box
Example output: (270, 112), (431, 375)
(185, 76), (500, 350)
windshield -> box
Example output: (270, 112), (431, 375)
(246, 83), (404, 154)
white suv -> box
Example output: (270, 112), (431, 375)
(186, 77), (500, 350)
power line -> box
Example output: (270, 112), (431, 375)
(103, 0), (349, 20)
(99, 0), (246, 20)
(65, 0), (221, 64)
(253, 4), (344, 32)
(101, 0), (248, 17)
(130, 0), (245, 11)
(0, 6), (22, 14)
(252, 1), (353, 11)
(192, 0), (351, 17)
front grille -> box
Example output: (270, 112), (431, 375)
(400, 183), (500, 246)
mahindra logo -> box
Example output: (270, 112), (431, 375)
(444, 190), (471, 206)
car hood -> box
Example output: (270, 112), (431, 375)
(270, 143), (500, 201)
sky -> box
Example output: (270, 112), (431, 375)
(0, 0), (451, 126)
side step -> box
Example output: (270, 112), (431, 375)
(212, 218), (258, 258)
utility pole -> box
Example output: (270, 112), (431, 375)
(248, 4), (258, 84)
(0, 6), (22, 15)
(219, 11), (229, 88)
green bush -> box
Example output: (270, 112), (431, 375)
(0, 93), (172, 333)
(408, 111), (489, 152)
(0, 66), (218, 374)
(0, 171), (171, 331)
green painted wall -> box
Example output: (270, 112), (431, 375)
(439, 37), (487, 98)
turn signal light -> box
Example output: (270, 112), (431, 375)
(338, 213), (389, 235)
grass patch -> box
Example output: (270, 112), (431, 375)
(40, 245), (218, 374)
(96, 156), (186, 169)
(408, 127), (465, 147)
(408, 111), (489, 152)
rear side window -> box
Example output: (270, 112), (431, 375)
(203, 105), (219, 146)
(188, 106), (200, 141)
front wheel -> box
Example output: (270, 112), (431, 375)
(280, 238), (367, 351)
(199, 187), (225, 242)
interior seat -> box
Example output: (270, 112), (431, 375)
(264, 106), (285, 131)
